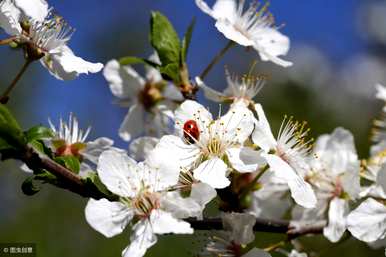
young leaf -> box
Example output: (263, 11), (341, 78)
(0, 104), (22, 131)
(82, 172), (116, 199)
(0, 104), (26, 148)
(181, 17), (196, 64)
(21, 177), (40, 196)
(150, 11), (181, 66)
(25, 126), (54, 143)
(160, 63), (181, 83)
(119, 56), (160, 68)
(54, 156), (81, 174)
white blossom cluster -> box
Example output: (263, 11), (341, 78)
(2, 1), (386, 257)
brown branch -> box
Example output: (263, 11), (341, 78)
(0, 36), (17, 45)
(186, 217), (325, 237)
(11, 145), (325, 236)
(17, 145), (118, 201)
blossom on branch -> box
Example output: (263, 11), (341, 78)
(85, 148), (194, 257)
(0, 0), (103, 79)
(195, 0), (292, 67)
(103, 54), (183, 141)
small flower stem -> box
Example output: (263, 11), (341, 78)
(199, 40), (235, 79)
(0, 59), (32, 104)
(263, 240), (286, 252)
(0, 36), (17, 45)
(239, 165), (269, 200)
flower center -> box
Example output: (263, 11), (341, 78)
(132, 191), (160, 218)
(204, 137), (225, 158)
(138, 82), (163, 110)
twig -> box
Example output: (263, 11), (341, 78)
(18, 145), (118, 201)
(0, 36), (17, 45)
(186, 217), (325, 236)
(200, 40), (235, 79)
(0, 59), (32, 104)
(13, 145), (325, 236)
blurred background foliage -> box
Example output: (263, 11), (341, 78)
(0, 0), (385, 256)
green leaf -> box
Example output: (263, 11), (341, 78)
(25, 126), (54, 143)
(21, 177), (40, 196)
(150, 11), (181, 66)
(0, 104), (21, 130)
(82, 172), (114, 198)
(0, 138), (13, 151)
(34, 169), (57, 182)
(54, 156), (81, 174)
(160, 63), (181, 84)
(181, 17), (195, 64)
(119, 56), (160, 68)
(0, 104), (25, 148)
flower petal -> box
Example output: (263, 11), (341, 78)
(195, 77), (228, 102)
(122, 220), (157, 257)
(129, 136), (159, 161)
(157, 135), (201, 169)
(323, 197), (348, 242)
(288, 250), (308, 257)
(42, 46), (103, 80)
(215, 104), (255, 144)
(97, 149), (139, 197)
(252, 104), (277, 152)
(161, 182), (216, 219)
(195, 0), (215, 18)
(377, 163), (386, 195)
(14, 0), (48, 21)
(215, 19), (254, 46)
(150, 209), (194, 234)
(119, 104), (145, 141)
(83, 137), (114, 164)
(313, 127), (358, 176)
(193, 157), (230, 189)
(347, 198), (386, 242)
(212, 0), (237, 21)
(0, 0), (21, 35)
(242, 248), (271, 257)
(145, 146), (181, 191)
(253, 28), (290, 58)
(264, 154), (316, 208)
(222, 212), (256, 245)
(376, 83), (386, 102)
(85, 198), (133, 238)
(103, 59), (144, 99)
(226, 147), (265, 173)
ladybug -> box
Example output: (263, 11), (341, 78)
(183, 120), (200, 144)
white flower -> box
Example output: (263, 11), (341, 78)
(85, 149), (193, 257)
(0, 0), (103, 80)
(200, 212), (271, 257)
(288, 250), (308, 257)
(347, 198), (386, 243)
(162, 180), (217, 220)
(376, 83), (386, 103)
(103, 55), (183, 141)
(195, 0), (292, 67)
(0, 0), (47, 35)
(248, 172), (292, 219)
(48, 114), (114, 175)
(156, 100), (257, 189)
(293, 128), (360, 242)
(129, 136), (159, 161)
(196, 69), (266, 107)
(250, 103), (316, 208)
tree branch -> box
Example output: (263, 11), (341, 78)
(12, 145), (325, 237)
(17, 145), (118, 201)
(186, 217), (325, 237)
